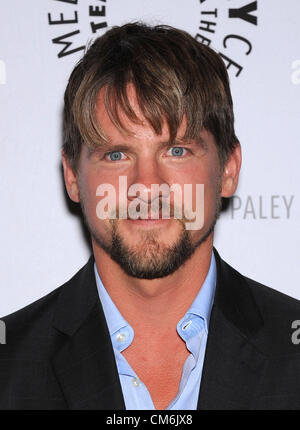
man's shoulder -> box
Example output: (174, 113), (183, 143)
(220, 254), (300, 314)
(1, 285), (61, 332)
(0, 286), (63, 370)
(1, 258), (93, 345)
(242, 270), (300, 322)
(223, 258), (300, 355)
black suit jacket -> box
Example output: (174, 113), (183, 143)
(1, 249), (300, 410)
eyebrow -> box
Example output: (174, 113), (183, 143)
(87, 136), (207, 155)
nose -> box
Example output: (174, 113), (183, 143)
(128, 158), (169, 204)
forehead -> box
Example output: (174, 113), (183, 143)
(95, 84), (176, 140)
(94, 84), (214, 149)
(95, 84), (189, 142)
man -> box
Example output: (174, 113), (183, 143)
(1, 22), (300, 410)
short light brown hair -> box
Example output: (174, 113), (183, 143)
(63, 22), (238, 171)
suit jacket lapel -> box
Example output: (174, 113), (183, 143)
(51, 256), (125, 410)
(198, 249), (267, 409)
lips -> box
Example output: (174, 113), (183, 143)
(126, 216), (172, 225)
(128, 218), (168, 221)
(127, 214), (171, 221)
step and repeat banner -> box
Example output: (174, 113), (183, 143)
(1, 0), (299, 316)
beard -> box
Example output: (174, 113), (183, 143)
(79, 192), (222, 280)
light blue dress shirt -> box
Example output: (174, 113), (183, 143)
(94, 252), (216, 410)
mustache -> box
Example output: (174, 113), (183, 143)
(109, 199), (195, 224)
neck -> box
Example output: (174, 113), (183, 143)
(92, 235), (214, 330)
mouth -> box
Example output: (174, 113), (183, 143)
(125, 217), (172, 227)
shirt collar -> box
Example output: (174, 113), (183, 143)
(184, 251), (217, 333)
(94, 265), (128, 337)
(94, 251), (217, 337)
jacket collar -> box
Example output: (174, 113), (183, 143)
(212, 247), (264, 338)
(197, 249), (266, 409)
(52, 255), (98, 337)
(52, 255), (125, 410)
(52, 249), (264, 342)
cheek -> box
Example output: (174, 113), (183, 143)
(78, 173), (104, 228)
(79, 173), (98, 210)
(180, 162), (220, 225)
(79, 171), (124, 224)
(171, 162), (219, 195)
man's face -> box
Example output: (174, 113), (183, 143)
(64, 86), (239, 279)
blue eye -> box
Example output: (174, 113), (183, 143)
(107, 151), (125, 161)
(168, 147), (187, 157)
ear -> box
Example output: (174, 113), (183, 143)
(221, 143), (242, 198)
(62, 152), (80, 203)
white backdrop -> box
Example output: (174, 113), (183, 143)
(1, 0), (299, 317)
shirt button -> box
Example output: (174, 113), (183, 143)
(132, 377), (140, 388)
(116, 332), (126, 342)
